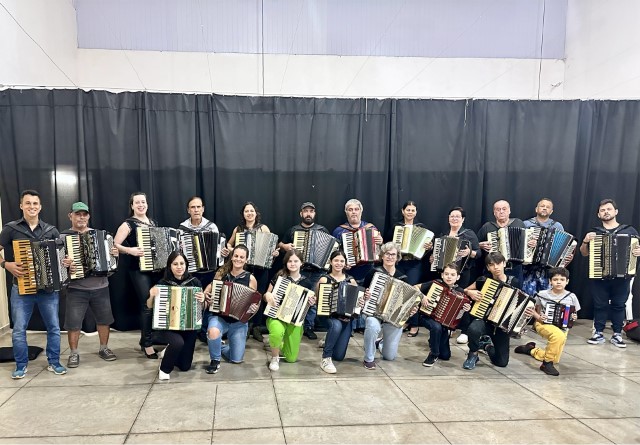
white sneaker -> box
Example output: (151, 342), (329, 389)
(158, 347), (167, 359)
(321, 357), (337, 374)
(269, 356), (280, 371)
(158, 369), (170, 381)
(610, 334), (627, 348)
(456, 334), (468, 344)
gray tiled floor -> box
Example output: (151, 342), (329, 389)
(0, 320), (638, 444)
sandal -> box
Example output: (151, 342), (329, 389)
(407, 328), (419, 337)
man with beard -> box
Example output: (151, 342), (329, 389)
(279, 202), (331, 339)
(580, 199), (640, 348)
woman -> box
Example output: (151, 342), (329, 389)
(318, 250), (359, 374)
(114, 192), (160, 359)
(264, 249), (316, 371)
(146, 251), (205, 381)
(204, 245), (258, 374)
(388, 201), (432, 285)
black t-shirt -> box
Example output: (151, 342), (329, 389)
(362, 266), (407, 289)
(0, 218), (60, 262)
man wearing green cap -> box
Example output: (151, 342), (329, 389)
(61, 201), (118, 368)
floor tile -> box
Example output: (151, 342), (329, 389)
(126, 430), (212, 444)
(211, 427), (285, 444)
(0, 434), (127, 444)
(0, 387), (20, 405)
(562, 344), (640, 372)
(580, 417), (640, 444)
(213, 381), (281, 430)
(284, 423), (448, 444)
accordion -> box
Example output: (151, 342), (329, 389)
(13, 239), (69, 295)
(525, 227), (576, 268)
(136, 226), (180, 272)
(430, 236), (471, 272)
(263, 276), (314, 326)
(152, 285), (203, 330)
(542, 301), (575, 329)
(342, 228), (380, 267)
(317, 281), (364, 318)
(488, 227), (528, 263)
(208, 280), (262, 323)
(419, 282), (470, 330)
(392, 225), (434, 259)
(292, 230), (339, 270)
(235, 231), (279, 269)
(361, 272), (421, 328)
(65, 230), (118, 279)
(470, 278), (534, 334)
(589, 233), (639, 279)
(361, 271), (392, 317)
(180, 231), (226, 273)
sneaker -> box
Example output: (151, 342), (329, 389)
(67, 353), (80, 368)
(158, 369), (170, 381)
(462, 352), (479, 370)
(363, 360), (376, 370)
(587, 332), (605, 345)
(610, 334), (627, 348)
(205, 359), (221, 374)
(269, 356), (280, 371)
(321, 357), (337, 374)
(318, 338), (325, 348)
(47, 363), (67, 375)
(11, 366), (27, 379)
(540, 360), (560, 376)
(376, 338), (384, 354)
(157, 347), (167, 360)
(456, 333), (468, 344)
(514, 342), (536, 356)
(99, 348), (117, 361)
(422, 354), (438, 367)
(478, 335), (493, 355)
(304, 328), (318, 340)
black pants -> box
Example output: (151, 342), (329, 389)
(155, 330), (198, 374)
(467, 319), (510, 367)
(129, 270), (157, 348)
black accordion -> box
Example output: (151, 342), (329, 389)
(235, 231), (279, 269)
(589, 233), (639, 279)
(317, 281), (364, 318)
(208, 280), (262, 323)
(488, 227), (528, 263)
(525, 227), (576, 268)
(470, 278), (534, 334)
(180, 231), (226, 273)
(292, 230), (339, 270)
(420, 282), (470, 330)
(136, 226), (180, 272)
(361, 272), (421, 328)
(152, 285), (203, 330)
(392, 225), (434, 259)
(341, 227), (380, 267)
(430, 236), (470, 272)
(13, 239), (69, 295)
(65, 230), (118, 279)
(263, 276), (314, 326)
(542, 300), (575, 329)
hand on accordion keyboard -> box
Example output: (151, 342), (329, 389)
(62, 255), (73, 269)
(467, 290), (482, 302)
(130, 247), (145, 257)
(4, 261), (25, 278)
(363, 288), (372, 302)
(264, 292), (276, 307)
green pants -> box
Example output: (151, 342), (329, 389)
(267, 318), (303, 363)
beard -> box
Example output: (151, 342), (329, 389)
(302, 216), (315, 225)
(600, 214), (615, 222)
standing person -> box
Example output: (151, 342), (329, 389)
(147, 251), (205, 381)
(0, 190), (70, 378)
(279, 201), (331, 340)
(113, 192), (160, 359)
(204, 245), (258, 374)
(580, 199), (640, 348)
(61, 202), (118, 368)
(477, 200), (525, 285)
(318, 250), (359, 374)
(263, 250), (316, 371)
(362, 242), (414, 370)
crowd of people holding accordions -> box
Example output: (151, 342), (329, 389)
(1, 190), (639, 380)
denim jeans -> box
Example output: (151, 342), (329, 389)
(591, 278), (631, 334)
(322, 318), (352, 361)
(10, 285), (61, 367)
(417, 316), (451, 359)
(363, 316), (403, 362)
(207, 316), (249, 363)
(303, 269), (325, 330)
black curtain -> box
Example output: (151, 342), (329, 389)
(1, 89), (640, 330)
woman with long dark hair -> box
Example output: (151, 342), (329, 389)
(388, 201), (432, 285)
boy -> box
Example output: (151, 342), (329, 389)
(462, 252), (519, 370)
(415, 263), (470, 367)
(514, 267), (580, 376)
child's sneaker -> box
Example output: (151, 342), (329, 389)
(269, 356), (280, 371)
(320, 357), (337, 374)
(514, 342), (536, 356)
(540, 360), (560, 376)
(462, 352), (479, 370)
(422, 353), (438, 367)
(587, 332), (605, 344)
(11, 366), (27, 379)
(610, 334), (627, 348)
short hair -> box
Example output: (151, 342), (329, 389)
(449, 206), (466, 218)
(442, 263), (460, 274)
(598, 199), (617, 210)
(493, 199), (510, 209)
(186, 196), (203, 208)
(20, 189), (40, 202)
(548, 267), (569, 280)
(538, 198), (554, 206)
(344, 199), (363, 213)
(485, 251), (506, 266)
(378, 242), (399, 262)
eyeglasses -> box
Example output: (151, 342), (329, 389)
(383, 252), (398, 257)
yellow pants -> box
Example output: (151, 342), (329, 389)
(531, 321), (568, 364)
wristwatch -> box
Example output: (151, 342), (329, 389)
(0, 259), (6, 269)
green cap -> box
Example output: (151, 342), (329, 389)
(71, 202), (89, 213)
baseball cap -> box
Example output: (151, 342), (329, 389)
(300, 202), (316, 210)
(71, 202), (90, 213)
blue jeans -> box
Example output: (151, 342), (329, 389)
(207, 316), (249, 363)
(418, 316), (451, 359)
(363, 316), (403, 362)
(591, 278), (631, 334)
(10, 285), (61, 367)
(323, 318), (352, 361)
(303, 268), (325, 330)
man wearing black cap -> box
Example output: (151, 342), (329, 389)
(61, 202), (118, 368)
(279, 202), (331, 339)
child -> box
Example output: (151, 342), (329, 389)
(514, 267), (580, 376)
(415, 263), (471, 367)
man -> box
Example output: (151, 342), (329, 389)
(522, 198), (572, 295)
(279, 202), (331, 340)
(0, 190), (69, 378)
(61, 202), (117, 368)
(477, 200), (525, 285)
(580, 199), (640, 348)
